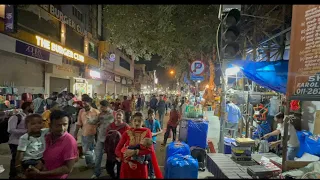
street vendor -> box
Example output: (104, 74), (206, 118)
(263, 112), (299, 160)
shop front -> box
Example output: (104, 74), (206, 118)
(121, 77), (128, 95)
(103, 71), (115, 95)
(114, 75), (122, 95)
(0, 31), (62, 95)
(85, 69), (105, 96)
(44, 61), (80, 95)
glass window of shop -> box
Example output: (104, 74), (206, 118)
(65, 25), (84, 53)
(88, 5), (98, 39)
(17, 5), (61, 42)
(120, 57), (131, 71)
(88, 42), (98, 59)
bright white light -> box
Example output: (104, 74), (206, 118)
(197, 80), (201, 83)
(226, 66), (240, 75)
(90, 70), (101, 79)
(154, 78), (158, 84)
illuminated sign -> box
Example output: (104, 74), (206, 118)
(35, 35), (84, 62)
(39, 5), (87, 37)
(89, 70), (101, 79)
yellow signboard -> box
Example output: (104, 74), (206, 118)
(35, 35), (84, 62)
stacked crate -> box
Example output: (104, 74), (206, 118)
(231, 138), (255, 161)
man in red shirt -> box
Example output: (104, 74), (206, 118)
(121, 96), (132, 123)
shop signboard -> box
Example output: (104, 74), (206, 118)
(15, 40), (50, 61)
(35, 35), (84, 62)
(121, 77), (127, 85)
(287, 5), (320, 101)
(39, 5), (87, 37)
(101, 71), (114, 82)
(52, 64), (79, 77)
(4, 5), (16, 33)
(114, 75), (121, 83)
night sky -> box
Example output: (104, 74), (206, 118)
(135, 55), (172, 88)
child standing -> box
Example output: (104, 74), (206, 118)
(15, 114), (49, 177)
(162, 104), (181, 146)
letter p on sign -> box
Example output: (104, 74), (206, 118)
(190, 60), (205, 75)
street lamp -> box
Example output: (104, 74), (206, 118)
(170, 70), (175, 75)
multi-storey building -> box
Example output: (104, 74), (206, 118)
(0, 5), (134, 98)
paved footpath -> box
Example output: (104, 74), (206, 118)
(0, 109), (214, 179)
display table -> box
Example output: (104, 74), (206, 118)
(206, 153), (280, 179)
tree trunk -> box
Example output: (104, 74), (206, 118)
(203, 46), (217, 107)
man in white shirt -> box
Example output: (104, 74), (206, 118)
(263, 112), (300, 160)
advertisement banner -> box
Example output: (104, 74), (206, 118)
(15, 40), (50, 61)
(4, 5), (16, 33)
(287, 5), (320, 100)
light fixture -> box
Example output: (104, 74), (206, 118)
(226, 66), (240, 75)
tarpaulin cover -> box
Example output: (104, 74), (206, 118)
(165, 141), (191, 161)
(165, 154), (199, 179)
(231, 60), (288, 94)
(187, 119), (209, 149)
(296, 130), (313, 158)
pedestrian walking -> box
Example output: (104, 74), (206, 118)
(25, 110), (78, 179)
(144, 109), (162, 178)
(115, 112), (163, 179)
(157, 95), (167, 129)
(74, 97), (100, 169)
(91, 100), (114, 179)
(121, 96), (132, 124)
(7, 102), (33, 179)
(105, 110), (130, 179)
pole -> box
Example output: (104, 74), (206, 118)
(281, 100), (290, 171)
(218, 7), (227, 152)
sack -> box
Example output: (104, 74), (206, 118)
(165, 154), (198, 179)
(305, 135), (320, 156)
(0, 114), (22, 144)
(296, 130), (313, 158)
(166, 141), (190, 161)
(104, 124), (126, 161)
(259, 140), (269, 153)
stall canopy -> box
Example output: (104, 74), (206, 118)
(230, 60), (288, 94)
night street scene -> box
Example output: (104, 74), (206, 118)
(1, 4), (320, 179)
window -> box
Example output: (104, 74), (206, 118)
(17, 5), (61, 42)
(65, 25), (84, 53)
(88, 42), (98, 59)
(88, 5), (98, 38)
(120, 57), (131, 71)
(72, 6), (83, 22)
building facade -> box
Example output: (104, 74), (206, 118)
(0, 5), (134, 98)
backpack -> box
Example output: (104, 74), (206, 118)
(0, 114), (22, 144)
(104, 123), (127, 161)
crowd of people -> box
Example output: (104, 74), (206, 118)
(6, 92), (186, 179)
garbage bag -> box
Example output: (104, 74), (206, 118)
(166, 141), (190, 161)
(305, 135), (320, 157)
(259, 140), (269, 153)
(165, 154), (198, 179)
(296, 130), (313, 158)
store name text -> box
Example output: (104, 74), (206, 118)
(35, 35), (84, 62)
(39, 5), (87, 37)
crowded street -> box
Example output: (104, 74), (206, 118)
(1, 4), (320, 180)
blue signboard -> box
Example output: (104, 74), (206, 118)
(190, 74), (204, 81)
(15, 40), (50, 61)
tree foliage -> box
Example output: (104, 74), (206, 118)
(103, 5), (220, 75)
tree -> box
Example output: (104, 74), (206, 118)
(103, 5), (220, 101)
